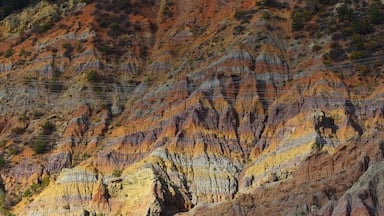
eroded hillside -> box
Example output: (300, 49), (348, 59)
(0, 0), (383, 215)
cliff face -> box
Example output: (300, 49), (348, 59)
(0, 0), (383, 215)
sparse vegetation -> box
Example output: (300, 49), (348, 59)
(19, 48), (31, 57)
(0, 140), (7, 147)
(0, 1), (382, 215)
(367, 4), (384, 25)
(234, 9), (256, 23)
(30, 176), (50, 192)
(112, 169), (122, 177)
(291, 10), (312, 31)
(336, 4), (355, 21)
(87, 70), (102, 83)
(350, 50), (364, 60)
(23, 189), (32, 197)
(32, 134), (49, 154)
(8, 147), (17, 155)
(18, 113), (28, 122)
(3, 48), (13, 58)
(41, 121), (55, 135)
(44, 77), (64, 92)
(107, 22), (122, 37)
(62, 42), (73, 59)
(256, 0), (284, 8)
(40, 176), (50, 188)
(0, 0), (48, 20)
(0, 155), (5, 168)
(329, 43), (346, 62)
(233, 25), (245, 35)
(312, 44), (321, 52)
(33, 111), (44, 119)
(11, 127), (25, 134)
(38, 22), (53, 34)
(0, 190), (14, 216)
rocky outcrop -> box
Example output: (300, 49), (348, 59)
(0, 1), (59, 37)
(119, 52), (141, 75)
(207, 49), (254, 75)
(20, 167), (99, 216)
(324, 161), (384, 216)
(89, 179), (110, 213)
(0, 63), (13, 73)
(0, 116), (7, 133)
(187, 130), (384, 215)
(0, 0), (382, 215)
(45, 152), (72, 174)
(20, 165), (189, 215)
(241, 71), (366, 191)
(147, 50), (173, 74)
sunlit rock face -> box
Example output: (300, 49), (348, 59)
(0, 0), (382, 215)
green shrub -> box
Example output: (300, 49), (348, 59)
(0, 155), (5, 168)
(359, 65), (370, 76)
(11, 127), (25, 134)
(19, 48), (30, 57)
(329, 47), (346, 62)
(80, 0), (94, 4)
(23, 189), (32, 197)
(234, 9), (256, 23)
(233, 25), (245, 34)
(3, 48), (13, 58)
(352, 19), (373, 35)
(0, 140), (7, 147)
(336, 5), (355, 21)
(76, 42), (82, 52)
(8, 147), (18, 155)
(291, 10), (312, 31)
(41, 121), (55, 135)
(30, 183), (40, 192)
(256, 0), (280, 8)
(41, 176), (50, 188)
(351, 34), (364, 50)
(112, 169), (122, 177)
(18, 113), (28, 122)
(38, 22), (53, 34)
(291, 12), (304, 30)
(368, 4), (384, 25)
(32, 135), (47, 154)
(87, 70), (102, 83)
(33, 111), (44, 120)
(30, 176), (50, 192)
(62, 42), (73, 58)
(107, 22), (121, 36)
(350, 50), (363, 59)
(261, 11), (271, 20)
(44, 78), (63, 92)
(312, 44), (321, 52)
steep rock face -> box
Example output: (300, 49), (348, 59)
(20, 164), (187, 216)
(328, 161), (384, 216)
(0, 62), (12, 73)
(188, 130), (384, 215)
(0, 0), (382, 215)
(45, 152), (72, 174)
(0, 1), (59, 36)
(242, 71), (365, 191)
(20, 167), (99, 216)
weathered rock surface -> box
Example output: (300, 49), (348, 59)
(0, 0), (382, 215)
(328, 161), (384, 216)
